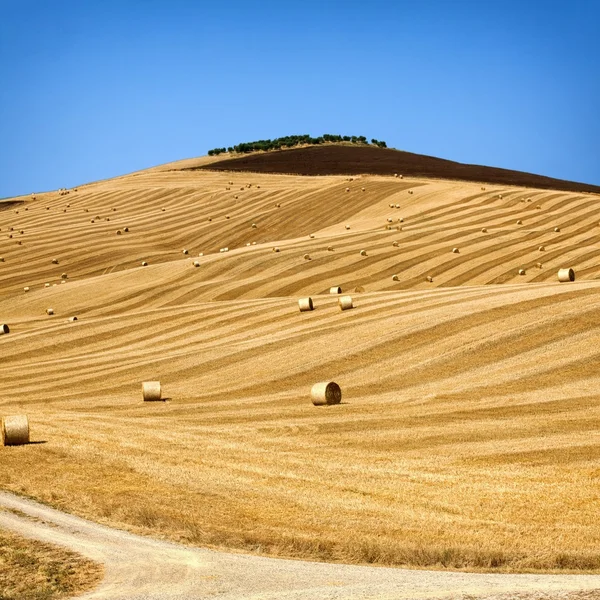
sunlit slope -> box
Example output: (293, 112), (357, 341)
(1, 168), (600, 301)
(1, 282), (600, 569)
(1, 164), (600, 571)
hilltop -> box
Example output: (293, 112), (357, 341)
(189, 144), (600, 194)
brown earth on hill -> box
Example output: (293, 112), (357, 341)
(190, 144), (600, 194)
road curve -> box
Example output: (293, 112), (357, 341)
(1, 491), (599, 600)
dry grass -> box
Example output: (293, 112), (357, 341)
(0, 527), (102, 600)
(1, 167), (600, 573)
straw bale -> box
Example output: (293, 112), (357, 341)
(23, 287), (29, 292)
(359, 250), (367, 256)
(142, 381), (162, 401)
(329, 286), (342, 294)
(142, 261), (148, 266)
(303, 253), (311, 260)
(0, 324), (9, 334)
(311, 382), (342, 406)
(345, 225), (350, 230)
(517, 220), (523, 225)
(558, 268), (575, 282)
(193, 261), (200, 267)
(554, 227), (561, 232)
(68, 316), (78, 322)
(452, 248), (459, 253)
(354, 286), (365, 293)
(539, 246), (545, 251)
(392, 274), (399, 281)
(2, 415), (29, 446)
(481, 227), (488, 233)
(46, 308), (54, 315)
(518, 269), (526, 275)
(272, 247), (280, 252)
(298, 297), (314, 312)
(338, 295), (353, 310)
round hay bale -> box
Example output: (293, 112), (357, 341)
(392, 241), (399, 247)
(387, 218), (393, 223)
(554, 227), (561, 232)
(426, 276), (434, 283)
(399, 217), (404, 223)
(0, 257), (4, 262)
(276, 203), (281, 208)
(498, 194), (503, 199)
(536, 205), (541, 209)
(526, 197), (532, 202)
(309, 234), (315, 238)
(298, 297), (314, 312)
(142, 381), (162, 402)
(23, 287), (29, 292)
(90, 219), (95, 223)
(327, 246), (334, 251)
(51, 258), (59, 264)
(112, 207), (117, 212)
(183, 249), (189, 255)
(311, 381), (342, 406)
(345, 187), (350, 192)
(481, 187), (486, 191)
(395, 204), (400, 209)
(46, 308), (54, 315)
(272, 247), (280, 253)
(452, 248), (459, 253)
(251, 223), (257, 228)
(345, 225), (350, 230)
(481, 227), (488, 233)
(44, 283), (50, 288)
(124, 227), (129, 232)
(116, 230), (122, 235)
(234, 195), (238, 199)
(518, 269), (526, 276)
(517, 220), (523, 225)
(361, 187), (365, 192)
(359, 250), (367, 256)
(252, 242), (257, 245)
(141, 261), (148, 266)
(394, 173), (398, 178)
(61, 273), (67, 279)
(338, 295), (353, 310)
(198, 252), (204, 256)
(193, 260), (200, 267)
(207, 217), (212, 222)
(354, 286), (365, 293)
(392, 274), (399, 281)
(558, 268), (575, 282)
(303, 253), (311, 261)
(2, 415), (29, 446)
(257, 185), (260, 189)
(329, 286), (342, 294)
(539, 245), (545, 251)
(389, 203), (394, 208)
(225, 215), (230, 219)
(68, 316), (78, 322)
(162, 208), (166, 212)
(105, 217), (110, 221)
(0, 324), (9, 334)
(536, 262), (543, 269)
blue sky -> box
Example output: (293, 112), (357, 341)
(1, 0), (598, 197)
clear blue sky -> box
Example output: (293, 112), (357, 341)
(1, 0), (598, 197)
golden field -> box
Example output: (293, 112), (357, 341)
(1, 156), (600, 571)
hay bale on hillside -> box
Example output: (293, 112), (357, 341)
(327, 246), (334, 251)
(272, 247), (280, 252)
(0, 324), (9, 335)
(61, 273), (67, 279)
(395, 204), (400, 209)
(387, 218), (393, 223)
(554, 227), (561, 232)
(392, 274), (399, 281)
(51, 258), (59, 264)
(2, 415), (29, 446)
(536, 205), (541, 209)
(309, 234), (315, 238)
(361, 187), (365, 192)
(23, 287), (29, 292)
(311, 382), (342, 406)
(193, 260), (200, 267)
(338, 295), (353, 310)
(68, 316), (78, 322)
(251, 223), (257, 228)
(481, 227), (488, 233)
(426, 275), (434, 282)
(452, 248), (459, 253)
(354, 286), (365, 293)
(141, 261), (148, 266)
(0, 257), (4, 262)
(298, 297), (314, 312)
(142, 381), (162, 402)
(518, 269), (526, 275)
(345, 225), (350, 230)
(46, 308), (54, 315)
(345, 187), (350, 192)
(124, 227), (129, 233)
(116, 230), (122, 235)
(330, 286), (342, 294)
(558, 268), (575, 282)
(44, 283), (50, 288)
(517, 220), (523, 225)
(359, 250), (367, 256)
(536, 262), (543, 269)
(539, 245), (545, 251)
(220, 247), (229, 253)
(498, 194), (503, 199)
(183, 249), (189, 255)
(392, 241), (399, 247)
(303, 253), (311, 261)
(389, 203), (394, 208)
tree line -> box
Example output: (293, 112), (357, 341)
(207, 134), (388, 156)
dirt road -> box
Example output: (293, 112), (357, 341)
(1, 491), (598, 600)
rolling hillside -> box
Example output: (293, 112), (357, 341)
(1, 150), (600, 572)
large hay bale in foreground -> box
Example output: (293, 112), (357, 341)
(338, 296), (353, 310)
(298, 297), (314, 312)
(142, 381), (162, 401)
(2, 415), (29, 446)
(558, 268), (575, 282)
(0, 324), (9, 334)
(311, 382), (342, 406)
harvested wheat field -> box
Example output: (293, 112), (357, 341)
(1, 145), (600, 582)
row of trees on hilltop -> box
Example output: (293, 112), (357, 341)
(207, 134), (388, 156)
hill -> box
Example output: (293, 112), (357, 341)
(190, 144), (600, 194)
(1, 161), (600, 573)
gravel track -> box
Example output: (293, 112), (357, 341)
(1, 491), (599, 600)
